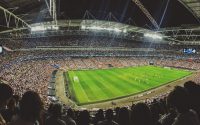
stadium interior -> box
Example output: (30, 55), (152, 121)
(0, 0), (200, 125)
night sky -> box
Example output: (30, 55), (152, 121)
(59, 0), (199, 28)
(0, 0), (199, 30)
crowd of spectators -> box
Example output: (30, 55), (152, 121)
(2, 35), (200, 52)
(0, 44), (200, 125)
(1, 80), (200, 125)
(1, 26), (200, 125)
(0, 36), (173, 50)
(1, 52), (200, 107)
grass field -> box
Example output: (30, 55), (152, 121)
(66, 66), (192, 105)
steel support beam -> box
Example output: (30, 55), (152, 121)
(177, 0), (200, 22)
(0, 6), (31, 28)
(132, 0), (160, 29)
(49, 0), (57, 24)
(157, 27), (200, 44)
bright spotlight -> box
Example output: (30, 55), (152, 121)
(81, 25), (86, 29)
(123, 29), (127, 33)
(31, 26), (45, 32)
(144, 33), (163, 40)
(31, 25), (59, 32)
(52, 25), (59, 30)
(82, 25), (127, 33)
(0, 46), (2, 54)
(114, 28), (121, 32)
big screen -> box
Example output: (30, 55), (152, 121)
(183, 48), (196, 54)
(0, 46), (3, 54)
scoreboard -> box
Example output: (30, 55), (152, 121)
(0, 46), (2, 54)
(183, 48), (196, 54)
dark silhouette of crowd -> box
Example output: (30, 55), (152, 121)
(1, 80), (200, 125)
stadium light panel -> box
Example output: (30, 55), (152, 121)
(123, 29), (127, 33)
(52, 25), (59, 30)
(107, 28), (113, 31)
(144, 33), (163, 40)
(0, 46), (2, 54)
(31, 26), (45, 32)
(31, 25), (59, 32)
(82, 25), (126, 33)
(114, 28), (122, 32)
(95, 26), (103, 30)
(81, 25), (86, 29)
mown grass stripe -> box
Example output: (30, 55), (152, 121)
(106, 70), (146, 92)
(81, 71), (110, 99)
(97, 70), (135, 94)
(96, 71), (122, 97)
(68, 71), (89, 103)
(68, 66), (192, 105)
(86, 71), (120, 98)
(75, 72), (98, 102)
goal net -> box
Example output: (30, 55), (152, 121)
(73, 76), (79, 83)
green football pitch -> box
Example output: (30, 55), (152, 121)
(66, 66), (192, 105)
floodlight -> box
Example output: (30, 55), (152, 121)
(107, 28), (113, 31)
(144, 33), (163, 40)
(114, 28), (121, 32)
(123, 29), (127, 33)
(31, 25), (59, 32)
(90, 26), (98, 30)
(31, 26), (45, 32)
(95, 26), (103, 30)
(83, 25), (127, 33)
(0, 46), (2, 54)
(52, 25), (59, 30)
(81, 25), (86, 29)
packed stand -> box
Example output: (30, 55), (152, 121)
(1, 53), (200, 107)
(1, 80), (200, 125)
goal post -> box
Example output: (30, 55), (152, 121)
(74, 76), (79, 82)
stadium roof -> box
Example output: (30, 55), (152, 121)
(178, 0), (200, 20)
(0, 0), (199, 32)
(30, 19), (152, 33)
(0, 19), (162, 39)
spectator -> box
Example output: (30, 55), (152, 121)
(159, 92), (177, 125)
(12, 95), (20, 108)
(0, 83), (13, 125)
(131, 103), (154, 125)
(168, 86), (200, 125)
(94, 109), (104, 125)
(184, 81), (200, 118)
(77, 110), (91, 125)
(117, 107), (130, 125)
(150, 102), (162, 125)
(114, 107), (120, 122)
(8, 91), (43, 125)
(97, 109), (118, 125)
(45, 103), (66, 125)
(62, 108), (76, 125)
(1, 97), (18, 123)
